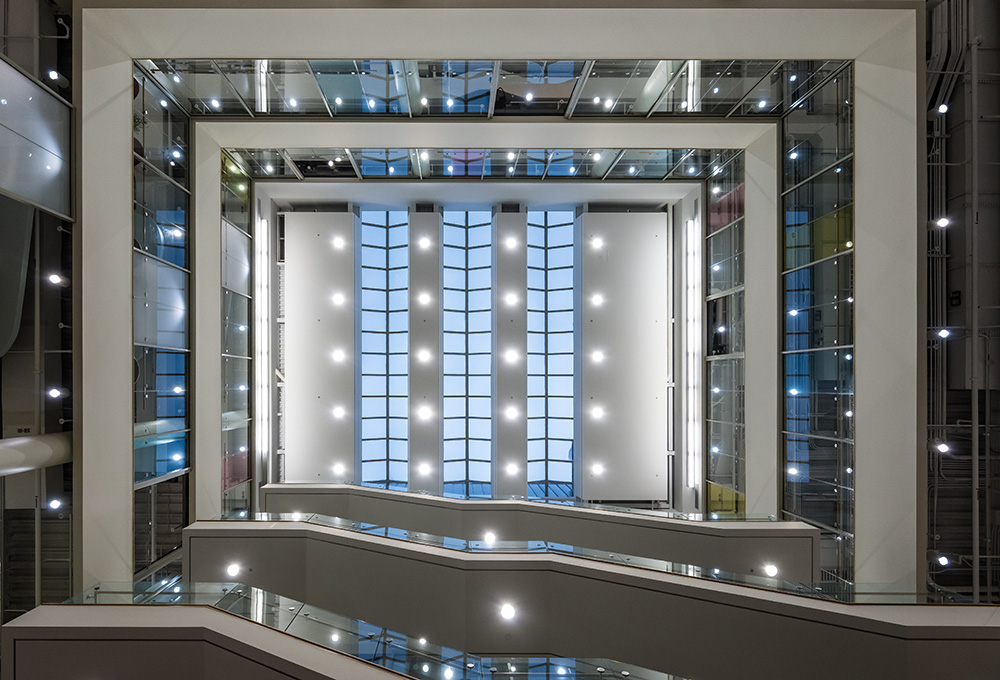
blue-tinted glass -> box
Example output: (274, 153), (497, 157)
(360, 211), (409, 489)
(526, 212), (576, 498)
(134, 432), (188, 483)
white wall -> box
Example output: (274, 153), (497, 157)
(283, 212), (355, 482)
(579, 211), (670, 501)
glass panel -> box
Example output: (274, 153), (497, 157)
(223, 221), (252, 295)
(154, 474), (189, 560)
(133, 345), (187, 433)
(707, 291), (744, 356)
(0, 57), (71, 216)
(360, 211), (409, 489)
(414, 60), (492, 115)
(784, 436), (853, 534)
(133, 253), (188, 349)
(134, 431), (188, 483)
(133, 161), (189, 268)
(707, 154), (745, 234)
(492, 60), (585, 116)
(311, 60), (410, 116)
(223, 356), (250, 417)
(222, 290), (250, 357)
(783, 253), (853, 352)
(783, 349), (854, 440)
(784, 161), (854, 270)
(144, 59), (250, 115)
(133, 486), (152, 571)
(784, 65), (852, 188)
(706, 220), (744, 295)
(526, 211), (576, 499)
(134, 67), (189, 187)
(221, 157), (251, 231)
(442, 211), (493, 499)
(577, 60), (680, 116)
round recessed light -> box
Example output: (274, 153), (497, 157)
(591, 350), (604, 363)
(592, 463), (605, 475)
(500, 603), (515, 620)
(333, 463), (346, 476)
(226, 563), (241, 577)
(332, 236), (346, 249)
(504, 292), (518, 306)
(504, 405), (518, 420)
(503, 349), (519, 364)
(417, 406), (433, 421)
(591, 406), (605, 419)
(591, 293), (604, 306)
(420, 151), (429, 161)
(418, 461), (432, 475)
(525, 92), (534, 102)
(332, 292), (346, 306)
(48, 499), (61, 510)
(416, 348), (432, 363)
(484, 532), (496, 544)
(420, 97), (428, 106)
(417, 291), (432, 305)
(332, 406), (346, 418)
(505, 463), (518, 476)
(763, 564), (778, 577)
(505, 236), (517, 249)
(331, 349), (346, 362)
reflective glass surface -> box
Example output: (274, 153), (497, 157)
(783, 253), (853, 353)
(133, 345), (187, 435)
(143, 59), (251, 115)
(493, 60), (585, 116)
(783, 161), (854, 270)
(784, 64), (852, 187)
(706, 219), (744, 295)
(133, 253), (188, 349)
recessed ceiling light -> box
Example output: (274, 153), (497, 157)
(592, 463), (605, 474)
(226, 563), (241, 577)
(420, 151), (429, 161)
(757, 99), (768, 108)
(418, 235), (431, 249)
(420, 97), (428, 106)
(505, 236), (517, 249)
(500, 603), (515, 620)
(159, 99), (168, 108)
(504, 292), (518, 306)
(334, 97), (343, 105)
(368, 98), (376, 109)
(211, 99), (220, 109)
(592, 96), (600, 104)
(591, 406), (605, 419)
(288, 98), (297, 108)
(446, 98), (454, 107)
(628, 166), (636, 174)
(592, 350), (604, 363)
(417, 406), (433, 421)
(331, 292), (345, 305)
(507, 152), (515, 161)
(504, 406), (518, 420)
(417, 291), (432, 305)
(416, 348), (432, 363)
(331, 349), (346, 362)
(591, 293), (604, 306)
(332, 406), (346, 418)
(332, 236), (346, 249)
(503, 349), (519, 364)
(763, 564), (778, 577)
(333, 463), (346, 475)
(505, 463), (518, 475)
(603, 98), (613, 109)
(592, 152), (602, 161)
(524, 92), (533, 101)
(418, 461), (432, 474)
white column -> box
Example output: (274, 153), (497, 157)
(282, 212), (355, 482)
(853, 14), (920, 586)
(580, 211), (671, 501)
(743, 126), (780, 517)
(77, 17), (133, 585)
(494, 209), (528, 498)
(193, 128), (223, 521)
(408, 209), (442, 494)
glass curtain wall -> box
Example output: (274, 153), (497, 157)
(221, 155), (253, 516)
(781, 63), (854, 582)
(132, 66), (190, 573)
(359, 210), (410, 490)
(441, 210), (494, 498)
(705, 154), (746, 515)
(526, 210), (576, 499)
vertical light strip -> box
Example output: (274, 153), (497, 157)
(685, 218), (702, 489)
(254, 217), (271, 488)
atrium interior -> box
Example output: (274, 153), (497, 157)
(0, 1), (999, 679)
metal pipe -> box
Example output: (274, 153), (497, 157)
(970, 20), (982, 602)
(32, 210), (42, 608)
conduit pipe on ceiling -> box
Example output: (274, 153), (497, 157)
(0, 431), (72, 477)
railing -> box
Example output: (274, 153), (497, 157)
(68, 579), (687, 680)
(216, 512), (967, 604)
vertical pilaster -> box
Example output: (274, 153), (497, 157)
(408, 209), (442, 494)
(494, 208), (528, 498)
